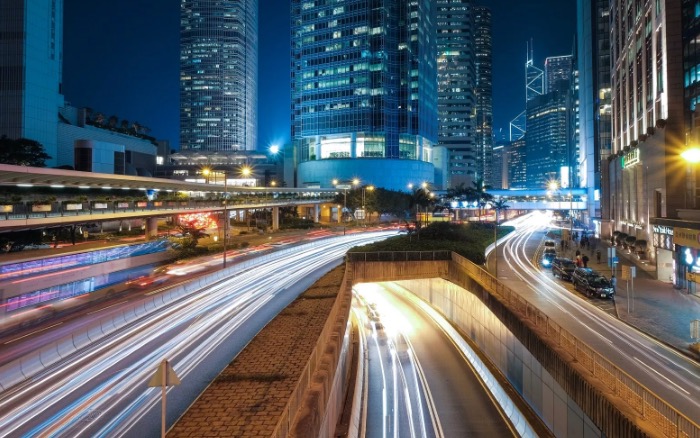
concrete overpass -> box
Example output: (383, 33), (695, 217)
(0, 164), (337, 234)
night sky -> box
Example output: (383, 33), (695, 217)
(62, 0), (575, 151)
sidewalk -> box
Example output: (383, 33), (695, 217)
(560, 238), (700, 357)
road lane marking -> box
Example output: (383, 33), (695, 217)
(87, 301), (128, 315)
(633, 356), (690, 395)
(4, 322), (63, 344)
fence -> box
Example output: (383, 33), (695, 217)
(447, 253), (700, 438)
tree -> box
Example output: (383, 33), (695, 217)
(472, 178), (493, 222)
(492, 198), (510, 225)
(0, 136), (51, 167)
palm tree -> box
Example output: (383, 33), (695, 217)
(471, 178), (493, 222)
(491, 198), (510, 276)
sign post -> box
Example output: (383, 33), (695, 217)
(149, 359), (181, 438)
(621, 265), (636, 312)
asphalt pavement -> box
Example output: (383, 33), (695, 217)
(557, 236), (700, 358)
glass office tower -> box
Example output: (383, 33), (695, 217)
(437, 0), (476, 189)
(0, 0), (64, 167)
(291, 0), (437, 191)
(474, 6), (494, 188)
(180, 0), (258, 153)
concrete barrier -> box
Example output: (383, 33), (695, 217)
(0, 359), (26, 390)
(0, 237), (351, 393)
(56, 336), (77, 359)
(19, 356), (44, 380)
(38, 344), (62, 368)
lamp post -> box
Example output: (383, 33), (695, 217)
(203, 168), (229, 269)
(223, 174), (228, 268)
(361, 185), (374, 226)
(333, 179), (348, 235)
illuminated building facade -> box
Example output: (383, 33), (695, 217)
(0, 0), (64, 166)
(607, 0), (685, 282)
(291, 0), (437, 191)
(437, 0), (476, 189)
(180, 0), (258, 154)
(525, 90), (571, 188)
(577, 0), (612, 230)
(474, 6), (494, 189)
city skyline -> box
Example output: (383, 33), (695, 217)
(62, 0), (575, 152)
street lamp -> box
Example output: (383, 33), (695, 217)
(203, 167), (229, 269)
(333, 178), (349, 235)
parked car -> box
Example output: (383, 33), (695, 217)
(582, 276), (615, 299)
(571, 267), (598, 289)
(544, 240), (556, 249)
(541, 252), (556, 268)
(552, 258), (576, 281)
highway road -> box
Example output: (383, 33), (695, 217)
(355, 282), (517, 438)
(0, 231), (396, 437)
(493, 213), (700, 425)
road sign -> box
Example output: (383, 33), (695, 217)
(354, 209), (366, 220)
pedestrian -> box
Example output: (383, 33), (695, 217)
(576, 255), (583, 267)
(582, 254), (589, 268)
(560, 239), (565, 250)
(611, 274), (617, 289)
(575, 249), (581, 257)
(596, 249), (601, 264)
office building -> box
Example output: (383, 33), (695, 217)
(508, 138), (527, 189)
(577, 0), (612, 231)
(545, 55), (573, 93)
(0, 0), (64, 167)
(180, 0), (258, 154)
(474, 6), (495, 189)
(436, 0), (476, 189)
(291, 0), (437, 191)
(607, 0), (684, 282)
(525, 90), (571, 188)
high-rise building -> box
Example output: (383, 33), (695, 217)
(508, 138), (527, 188)
(509, 42), (543, 143)
(474, 6), (494, 189)
(291, 0), (437, 191)
(180, 0), (258, 155)
(436, 0), (476, 189)
(607, 0), (684, 281)
(577, 0), (612, 230)
(0, 0), (64, 167)
(545, 55), (573, 93)
(525, 90), (570, 188)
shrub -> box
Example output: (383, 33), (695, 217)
(349, 221), (513, 265)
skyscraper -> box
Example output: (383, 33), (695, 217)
(545, 55), (573, 93)
(291, 0), (437, 191)
(180, 0), (258, 154)
(577, 0), (611, 230)
(0, 0), (64, 167)
(525, 90), (570, 188)
(474, 6), (494, 189)
(437, 0), (476, 189)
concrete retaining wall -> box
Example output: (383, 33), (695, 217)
(349, 258), (648, 438)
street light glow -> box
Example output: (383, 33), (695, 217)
(241, 166), (252, 177)
(269, 144), (280, 155)
(681, 147), (700, 163)
(352, 178), (360, 185)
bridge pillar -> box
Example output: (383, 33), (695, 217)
(145, 217), (158, 240)
(272, 206), (279, 231)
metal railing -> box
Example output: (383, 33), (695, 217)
(448, 253), (700, 438)
(346, 250), (452, 262)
